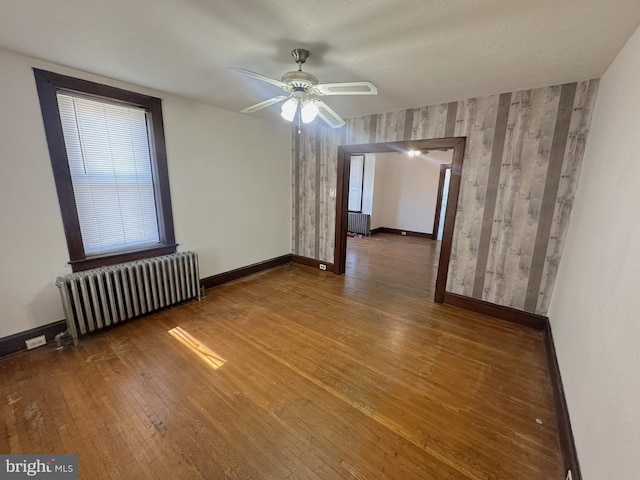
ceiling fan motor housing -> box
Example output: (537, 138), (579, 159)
(281, 70), (318, 89)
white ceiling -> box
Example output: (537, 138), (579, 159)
(1, 0), (639, 122)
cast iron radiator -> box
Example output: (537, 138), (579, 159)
(56, 251), (200, 345)
(348, 212), (371, 236)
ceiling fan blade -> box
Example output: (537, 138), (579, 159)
(231, 67), (291, 91)
(311, 81), (377, 96)
(241, 95), (289, 113)
(313, 100), (346, 129)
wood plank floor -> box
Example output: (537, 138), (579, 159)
(0, 234), (563, 479)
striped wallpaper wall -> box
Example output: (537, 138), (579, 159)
(292, 80), (598, 315)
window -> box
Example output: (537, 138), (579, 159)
(348, 154), (365, 212)
(34, 69), (176, 272)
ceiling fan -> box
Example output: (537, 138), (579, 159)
(232, 49), (377, 129)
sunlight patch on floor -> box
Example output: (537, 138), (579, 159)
(168, 327), (226, 370)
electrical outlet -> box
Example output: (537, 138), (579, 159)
(401, 231), (407, 236)
(329, 189), (337, 198)
(319, 264), (327, 271)
(25, 335), (46, 350)
(566, 470), (572, 480)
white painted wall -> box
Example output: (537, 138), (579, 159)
(371, 152), (445, 234)
(370, 154), (385, 229)
(0, 49), (291, 339)
(548, 24), (640, 480)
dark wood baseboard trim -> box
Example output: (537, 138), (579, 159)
(290, 255), (335, 272)
(442, 292), (547, 330)
(443, 291), (579, 477)
(2, 255), (293, 357)
(201, 255), (292, 289)
(370, 227), (434, 239)
(544, 321), (582, 480)
(0, 320), (67, 358)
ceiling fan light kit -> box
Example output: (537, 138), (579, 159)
(300, 100), (319, 124)
(280, 97), (298, 122)
(232, 48), (377, 129)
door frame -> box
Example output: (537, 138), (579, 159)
(432, 163), (453, 241)
(334, 137), (466, 303)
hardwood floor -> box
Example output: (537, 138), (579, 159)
(346, 232), (441, 296)
(0, 234), (563, 479)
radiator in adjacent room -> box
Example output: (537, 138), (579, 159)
(348, 212), (371, 236)
(56, 251), (200, 345)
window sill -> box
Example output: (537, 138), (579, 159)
(68, 244), (178, 272)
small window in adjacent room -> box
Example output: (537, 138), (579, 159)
(348, 154), (365, 212)
(34, 69), (176, 272)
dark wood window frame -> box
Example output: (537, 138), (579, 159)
(347, 154), (366, 213)
(33, 68), (176, 272)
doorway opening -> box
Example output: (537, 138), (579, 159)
(334, 138), (466, 303)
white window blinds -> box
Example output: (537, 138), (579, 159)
(57, 93), (160, 255)
(348, 154), (364, 212)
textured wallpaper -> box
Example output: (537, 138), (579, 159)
(292, 80), (598, 315)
